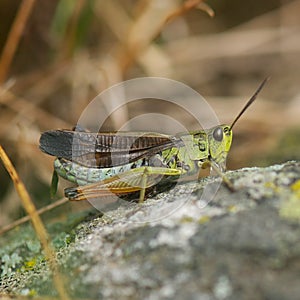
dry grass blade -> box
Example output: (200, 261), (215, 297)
(0, 197), (69, 235)
(0, 0), (37, 83)
(165, 0), (214, 24)
(0, 146), (70, 300)
(60, 0), (87, 59)
(0, 88), (71, 138)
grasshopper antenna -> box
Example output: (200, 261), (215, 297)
(230, 77), (270, 131)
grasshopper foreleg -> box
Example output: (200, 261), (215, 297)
(209, 161), (235, 192)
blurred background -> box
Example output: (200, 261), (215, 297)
(0, 0), (299, 226)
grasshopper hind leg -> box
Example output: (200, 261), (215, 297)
(64, 166), (182, 202)
(139, 167), (148, 203)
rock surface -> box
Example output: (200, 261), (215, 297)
(1, 161), (300, 299)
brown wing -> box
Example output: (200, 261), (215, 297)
(40, 130), (184, 168)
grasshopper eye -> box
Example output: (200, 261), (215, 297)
(213, 127), (223, 142)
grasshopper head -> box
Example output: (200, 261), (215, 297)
(207, 125), (232, 171)
(181, 125), (232, 171)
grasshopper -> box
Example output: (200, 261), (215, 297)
(39, 78), (268, 202)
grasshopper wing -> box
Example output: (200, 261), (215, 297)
(40, 130), (184, 168)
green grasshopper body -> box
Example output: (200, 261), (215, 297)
(53, 125), (232, 185)
(39, 79), (268, 201)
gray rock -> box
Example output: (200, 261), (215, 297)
(1, 161), (300, 300)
